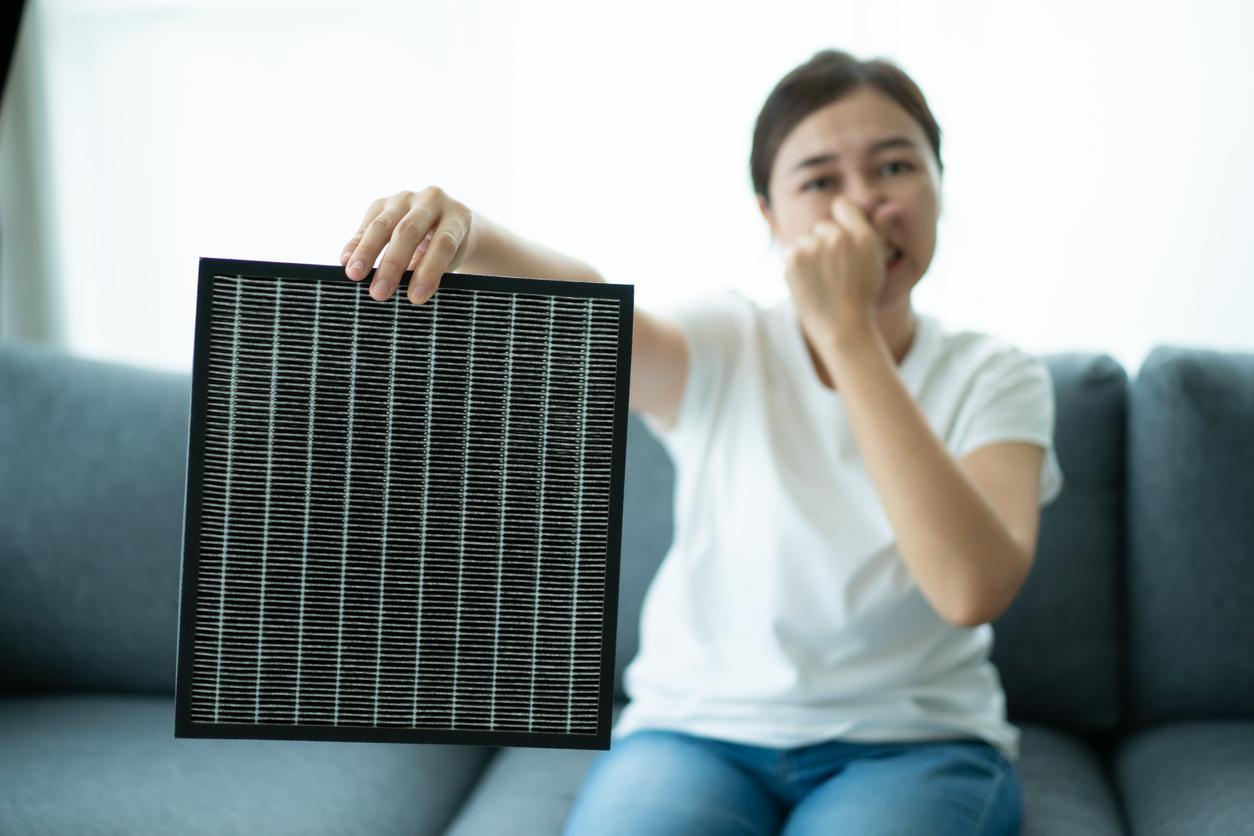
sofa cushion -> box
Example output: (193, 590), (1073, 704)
(990, 354), (1127, 734)
(1126, 347), (1254, 726)
(1115, 720), (1254, 836)
(1016, 723), (1128, 836)
(442, 706), (615, 836)
(443, 709), (1126, 836)
(0, 340), (190, 694)
(0, 693), (495, 835)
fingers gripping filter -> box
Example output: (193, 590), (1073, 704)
(175, 258), (633, 750)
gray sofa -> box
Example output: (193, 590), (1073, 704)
(2, 336), (1252, 836)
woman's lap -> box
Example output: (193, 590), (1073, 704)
(778, 736), (1022, 836)
(561, 729), (786, 836)
(562, 729), (1022, 836)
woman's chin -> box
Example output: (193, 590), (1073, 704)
(880, 262), (926, 302)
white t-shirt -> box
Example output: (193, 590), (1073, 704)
(612, 288), (1064, 764)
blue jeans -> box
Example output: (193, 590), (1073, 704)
(562, 729), (1022, 836)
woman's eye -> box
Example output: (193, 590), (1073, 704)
(804, 161), (912, 192)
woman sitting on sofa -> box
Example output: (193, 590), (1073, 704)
(339, 47), (1062, 836)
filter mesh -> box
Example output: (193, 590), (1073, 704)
(175, 258), (632, 750)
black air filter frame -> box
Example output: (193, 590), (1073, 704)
(175, 257), (633, 750)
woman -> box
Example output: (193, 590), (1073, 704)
(341, 48), (1061, 836)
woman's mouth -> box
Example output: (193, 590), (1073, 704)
(886, 246), (904, 269)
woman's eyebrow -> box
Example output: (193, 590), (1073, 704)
(789, 136), (919, 174)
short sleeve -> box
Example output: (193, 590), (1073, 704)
(637, 290), (744, 458)
(952, 348), (1065, 506)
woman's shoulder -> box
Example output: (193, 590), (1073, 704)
(655, 286), (759, 339)
(665, 285), (755, 314)
(924, 315), (1052, 395)
(929, 315), (1045, 369)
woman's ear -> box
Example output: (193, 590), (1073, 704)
(757, 193), (779, 247)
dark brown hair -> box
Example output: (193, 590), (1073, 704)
(751, 49), (944, 209)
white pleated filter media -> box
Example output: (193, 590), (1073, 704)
(175, 258), (634, 750)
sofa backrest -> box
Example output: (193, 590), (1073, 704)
(0, 337), (683, 700)
(0, 339), (190, 695)
(7, 338), (1249, 738)
(1125, 346), (1254, 728)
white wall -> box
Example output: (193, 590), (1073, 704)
(3, 0), (1252, 374)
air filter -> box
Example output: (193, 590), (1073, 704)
(175, 257), (633, 750)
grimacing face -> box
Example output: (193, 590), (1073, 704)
(757, 85), (943, 307)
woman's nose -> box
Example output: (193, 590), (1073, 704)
(842, 181), (882, 219)
(841, 178), (882, 219)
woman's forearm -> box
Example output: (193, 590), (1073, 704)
(818, 316), (1030, 627)
(459, 212), (605, 284)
